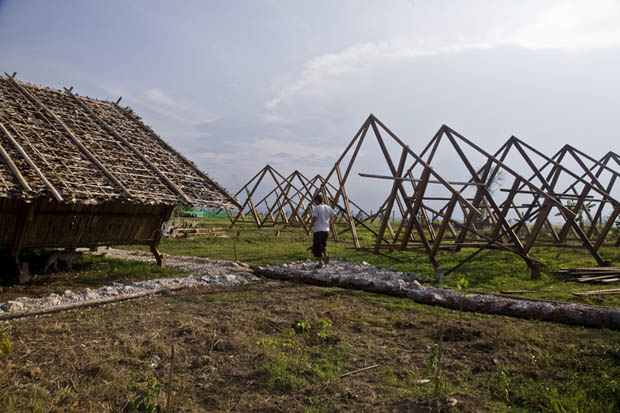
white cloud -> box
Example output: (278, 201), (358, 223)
(264, 39), (498, 111)
(106, 87), (220, 131)
(514, 0), (620, 51)
(145, 87), (175, 106)
(265, 0), (620, 112)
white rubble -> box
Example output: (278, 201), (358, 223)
(260, 259), (427, 292)
(0, 248), (259, 315)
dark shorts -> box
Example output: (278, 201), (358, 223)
(312, 231), (329, 258)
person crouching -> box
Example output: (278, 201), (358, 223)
(310, 194), (337, 268)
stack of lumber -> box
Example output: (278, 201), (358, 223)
(573, 288), (620, 296)
(559, 267), (620, 284)
(165, 220), (228, 239)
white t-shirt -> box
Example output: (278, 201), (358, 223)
(312, 204), (337, 232)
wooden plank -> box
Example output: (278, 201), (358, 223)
(373, 147), (408, 253)
(573, 289), (620, 296)
(357, 173), (488, 186)
(336, 164), (360, 248)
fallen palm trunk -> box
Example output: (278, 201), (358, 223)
(254, 265), (620, 330)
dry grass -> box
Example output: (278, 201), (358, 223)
(1, 281), (619, 412)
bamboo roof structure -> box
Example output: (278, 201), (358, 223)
(0, 73), (240, 281)
(0, 73), (239, 208)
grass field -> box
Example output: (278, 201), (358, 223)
(155, 217), (620, 307)
(1, 217), (620, 412)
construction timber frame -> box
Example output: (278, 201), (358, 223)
(228, 165), (370, 238)
(0, 74), (238, 282)
(317, 114), (620, 278)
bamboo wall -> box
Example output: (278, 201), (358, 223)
(0, 197), (170, 251)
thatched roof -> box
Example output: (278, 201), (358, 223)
(0, 74), (239, 208)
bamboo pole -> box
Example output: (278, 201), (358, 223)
(4, 74), (132, 198)
(0, 119), (63, 200)
(65, 89), (192, 205)
(0, 133), (31, 192)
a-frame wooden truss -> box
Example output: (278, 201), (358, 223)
(316, 114), (620, 278)
(228, 165), (308, 229)
(228, 165), (371, 238)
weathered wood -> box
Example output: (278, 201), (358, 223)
(4, 74), (134, 198)
(0, 129), (32, 192)
(340, 364), (379, 378)
(0, 118), (64, 200)
(65, 89), (192, 204)
(574, 289), (620, 296)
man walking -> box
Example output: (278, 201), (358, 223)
(310, 194), (337, 268)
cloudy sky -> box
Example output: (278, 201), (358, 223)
(1, 0), (619, 209)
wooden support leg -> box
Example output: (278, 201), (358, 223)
(150, 242), (166, 268)
(434, 267), (444, 283)
(7, 201), (35, 284)
(527, 261), (541, 280)
(150, 227), (166, 268)
(7, 255), (24, 285)
(150, 206), (173, 268)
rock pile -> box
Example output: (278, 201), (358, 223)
(0, 249), (258, 316)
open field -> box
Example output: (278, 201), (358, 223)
(148, 218), (620, 307)
(4, 217), (620, 307)
(1, 217), (620, 412)
(2, 281), (620, 412)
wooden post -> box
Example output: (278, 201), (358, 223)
(150, 206), (173, 268)
(8, 201), (36, 283)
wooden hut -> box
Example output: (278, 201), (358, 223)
(0, 73), (239, 281)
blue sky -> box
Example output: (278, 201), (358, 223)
(1, 0), (619, 208)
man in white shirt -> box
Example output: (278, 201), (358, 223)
(310, 194), (337, 268)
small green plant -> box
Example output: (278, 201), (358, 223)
(255, 317), (338, 391)
(423, 340), (443, 397)
(124, 378), (162, 413)
(493, 367), (511, 403)
(456, 276), (471, 325)
(0, 337), (12, 357)
(0, 325), (12, 358)
(315, 319), (333, 341)
(295, 319), (311, 333)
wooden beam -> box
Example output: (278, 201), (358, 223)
(336, 164), (360, 248)
(374, 147), (408, 252)
(8, 201), (36, 280)
(429, 194), (458, 260)
(358, 173), (488, 186)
